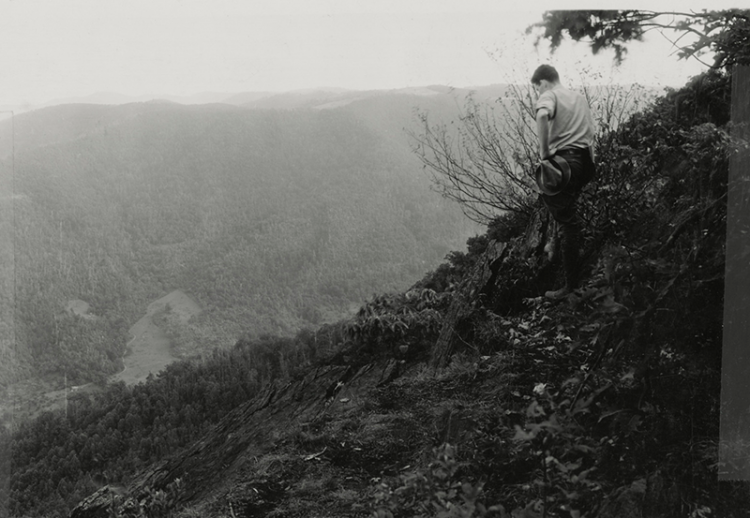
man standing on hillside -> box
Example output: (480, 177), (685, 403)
(531, 64), (597, 300)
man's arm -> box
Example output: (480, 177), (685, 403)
(536, 108), (551, 160)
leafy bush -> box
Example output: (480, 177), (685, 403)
(345, 289), (449, 358)
(371, 443), (505, 518)
(509, 388), (606, 518)
(105, 478), (183, 518)
(486, 212), (531, 245)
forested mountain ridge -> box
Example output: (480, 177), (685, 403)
(35, 84), (511, 112)
(0, 93), (481, 390)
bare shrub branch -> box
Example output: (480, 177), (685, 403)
(408, 77), (654, 226)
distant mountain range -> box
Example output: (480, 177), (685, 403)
(36, 84), (514, 109)
(0, 82), (663, 124)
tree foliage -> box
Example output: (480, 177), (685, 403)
(527, 9), (750, 70)
(4, 99), (479, 385)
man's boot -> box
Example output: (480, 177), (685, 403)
(545, 220), (581, 300)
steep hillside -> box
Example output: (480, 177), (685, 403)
(63, 182), (733, 518)
(55, 68), (742, 518)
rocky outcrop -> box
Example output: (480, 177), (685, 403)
(70, 360), (402, 518)
(430, 239), (509, 369)
(430, 208), (554, 369)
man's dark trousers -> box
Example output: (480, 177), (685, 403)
(540, 148), (596, 290)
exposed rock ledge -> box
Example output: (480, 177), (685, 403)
(70, 359), (401, 518)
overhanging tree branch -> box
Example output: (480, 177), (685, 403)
(528, 9), (750, 70)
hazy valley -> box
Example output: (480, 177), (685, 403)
(0, 87), (494, 414)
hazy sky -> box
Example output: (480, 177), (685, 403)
(0, 0), (742, 106)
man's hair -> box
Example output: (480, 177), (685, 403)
(531, 65), (560, 85)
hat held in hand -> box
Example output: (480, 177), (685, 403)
(534, 155), (571, 196)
